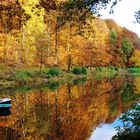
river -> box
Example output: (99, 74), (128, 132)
(0, 76), (139, 140)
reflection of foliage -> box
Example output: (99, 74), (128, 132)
(109, 100), (117, 117)
(47, 81), (60, 91)
(16, 86), (32, 93)
(95, 74), (103, 80)
(121, 81), (138, 106)
(72, 77), (87, 85)
(112, 102), (140, 140)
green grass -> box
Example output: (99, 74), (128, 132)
(92, 67), (119, 80)
(127, 67), (140, 73)
(0, 66), (128, 89)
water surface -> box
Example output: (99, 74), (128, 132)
(0, 76), (139, 140)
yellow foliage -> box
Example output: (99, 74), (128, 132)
(130, 49), (140, 66)
(134, 77), (140, 94)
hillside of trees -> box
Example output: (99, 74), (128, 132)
(0, 0), (140, 71)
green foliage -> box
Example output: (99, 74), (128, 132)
(41, 68), (49, 75)
(109, 101), (117, 117)
(110, 28), (118, 45)
(127, 68), (140, 73)
(47, 67), (62, 78)
(72, 67), (82, 74)
(121, 38), (133, 63)
(95, 67), (102, 72)
(47, 81), (60, 91)
(16, 69), (37, 81)
(72, 77), (87, 85)
(114, 67), (119, 71)
(112, 102), (140, 140)
(81, 67), (88, 74)
(72, 67), (88, 75)
(121, 81), (138, 107)
(95, 74), (103, 80)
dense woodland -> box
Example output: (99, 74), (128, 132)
(0, 1), (140, 140)
(0, 0), (140, 71)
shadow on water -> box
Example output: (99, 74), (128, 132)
(0, 75), (139, 140)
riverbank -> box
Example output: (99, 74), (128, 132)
(0, 66), (123, 90)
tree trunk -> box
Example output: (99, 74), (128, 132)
(54, 17), (59, 65)
(39, 47), (43, 76)
(67, 24), (72, 72)
(67, 54), (72, 72)
(47, 14), (51, 59)
(16, 27), (25, 68)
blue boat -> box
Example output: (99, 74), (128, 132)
(0, 98), (11, 104)
(0, 109), (11, 116)
(0, 104), (12, 110)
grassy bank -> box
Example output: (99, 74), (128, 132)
(0, 66), (122, 89)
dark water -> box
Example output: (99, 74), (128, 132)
(0, 76), (140, 140)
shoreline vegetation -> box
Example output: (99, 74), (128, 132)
(0, 66), (132, 90)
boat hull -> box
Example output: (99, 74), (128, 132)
(0, 98), (11, 104)
(0, 109), (11, 116)
(0, 104), (12, 111)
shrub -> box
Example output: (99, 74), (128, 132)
(96, 67), (102, 72)
(72, 67), (82, 74)
(114, 67), (118, 71)
(81, 67), (87, 74)
(16, 71), (30, 81)
(47, 67), (62, 78)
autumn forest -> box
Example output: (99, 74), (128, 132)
(1, 0), (140, 70)
(0, 0), (140, 140)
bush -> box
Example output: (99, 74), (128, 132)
(47, 67), (62, 78)
(96, 67), (102, 72)
(16, 72), (30, 82)
(72, 67), (82, 74)
(16, 70), (36, 81)
(114, 67), (118, 71)
(81, 67), (87, 74)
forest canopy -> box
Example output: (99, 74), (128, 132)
(0, 0), (140, 70)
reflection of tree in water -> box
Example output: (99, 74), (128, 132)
(112, 102), (140, 140)
(72, 77), (87, 85)
(34, 87), (63, 139)
(108, 79), (122, 120)
(0, 77), (140, 140)
(121, 79), (139, 110)
(47, 81), (60, 91)
(108, 77), (139, 122)
(0, 126), (22, 140)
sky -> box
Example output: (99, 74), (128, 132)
(99, 0), (140, 37)
(89, 117), (123, 140)
(89, 124), (116, 140)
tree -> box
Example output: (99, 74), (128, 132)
(112, 102), (140, 140)
(0, 0), (30, 33)
(110, 28), (118, 45)
(130, 49), (140, 67)
(121, 38), (133, 65)
(135, 10), (140, 23)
